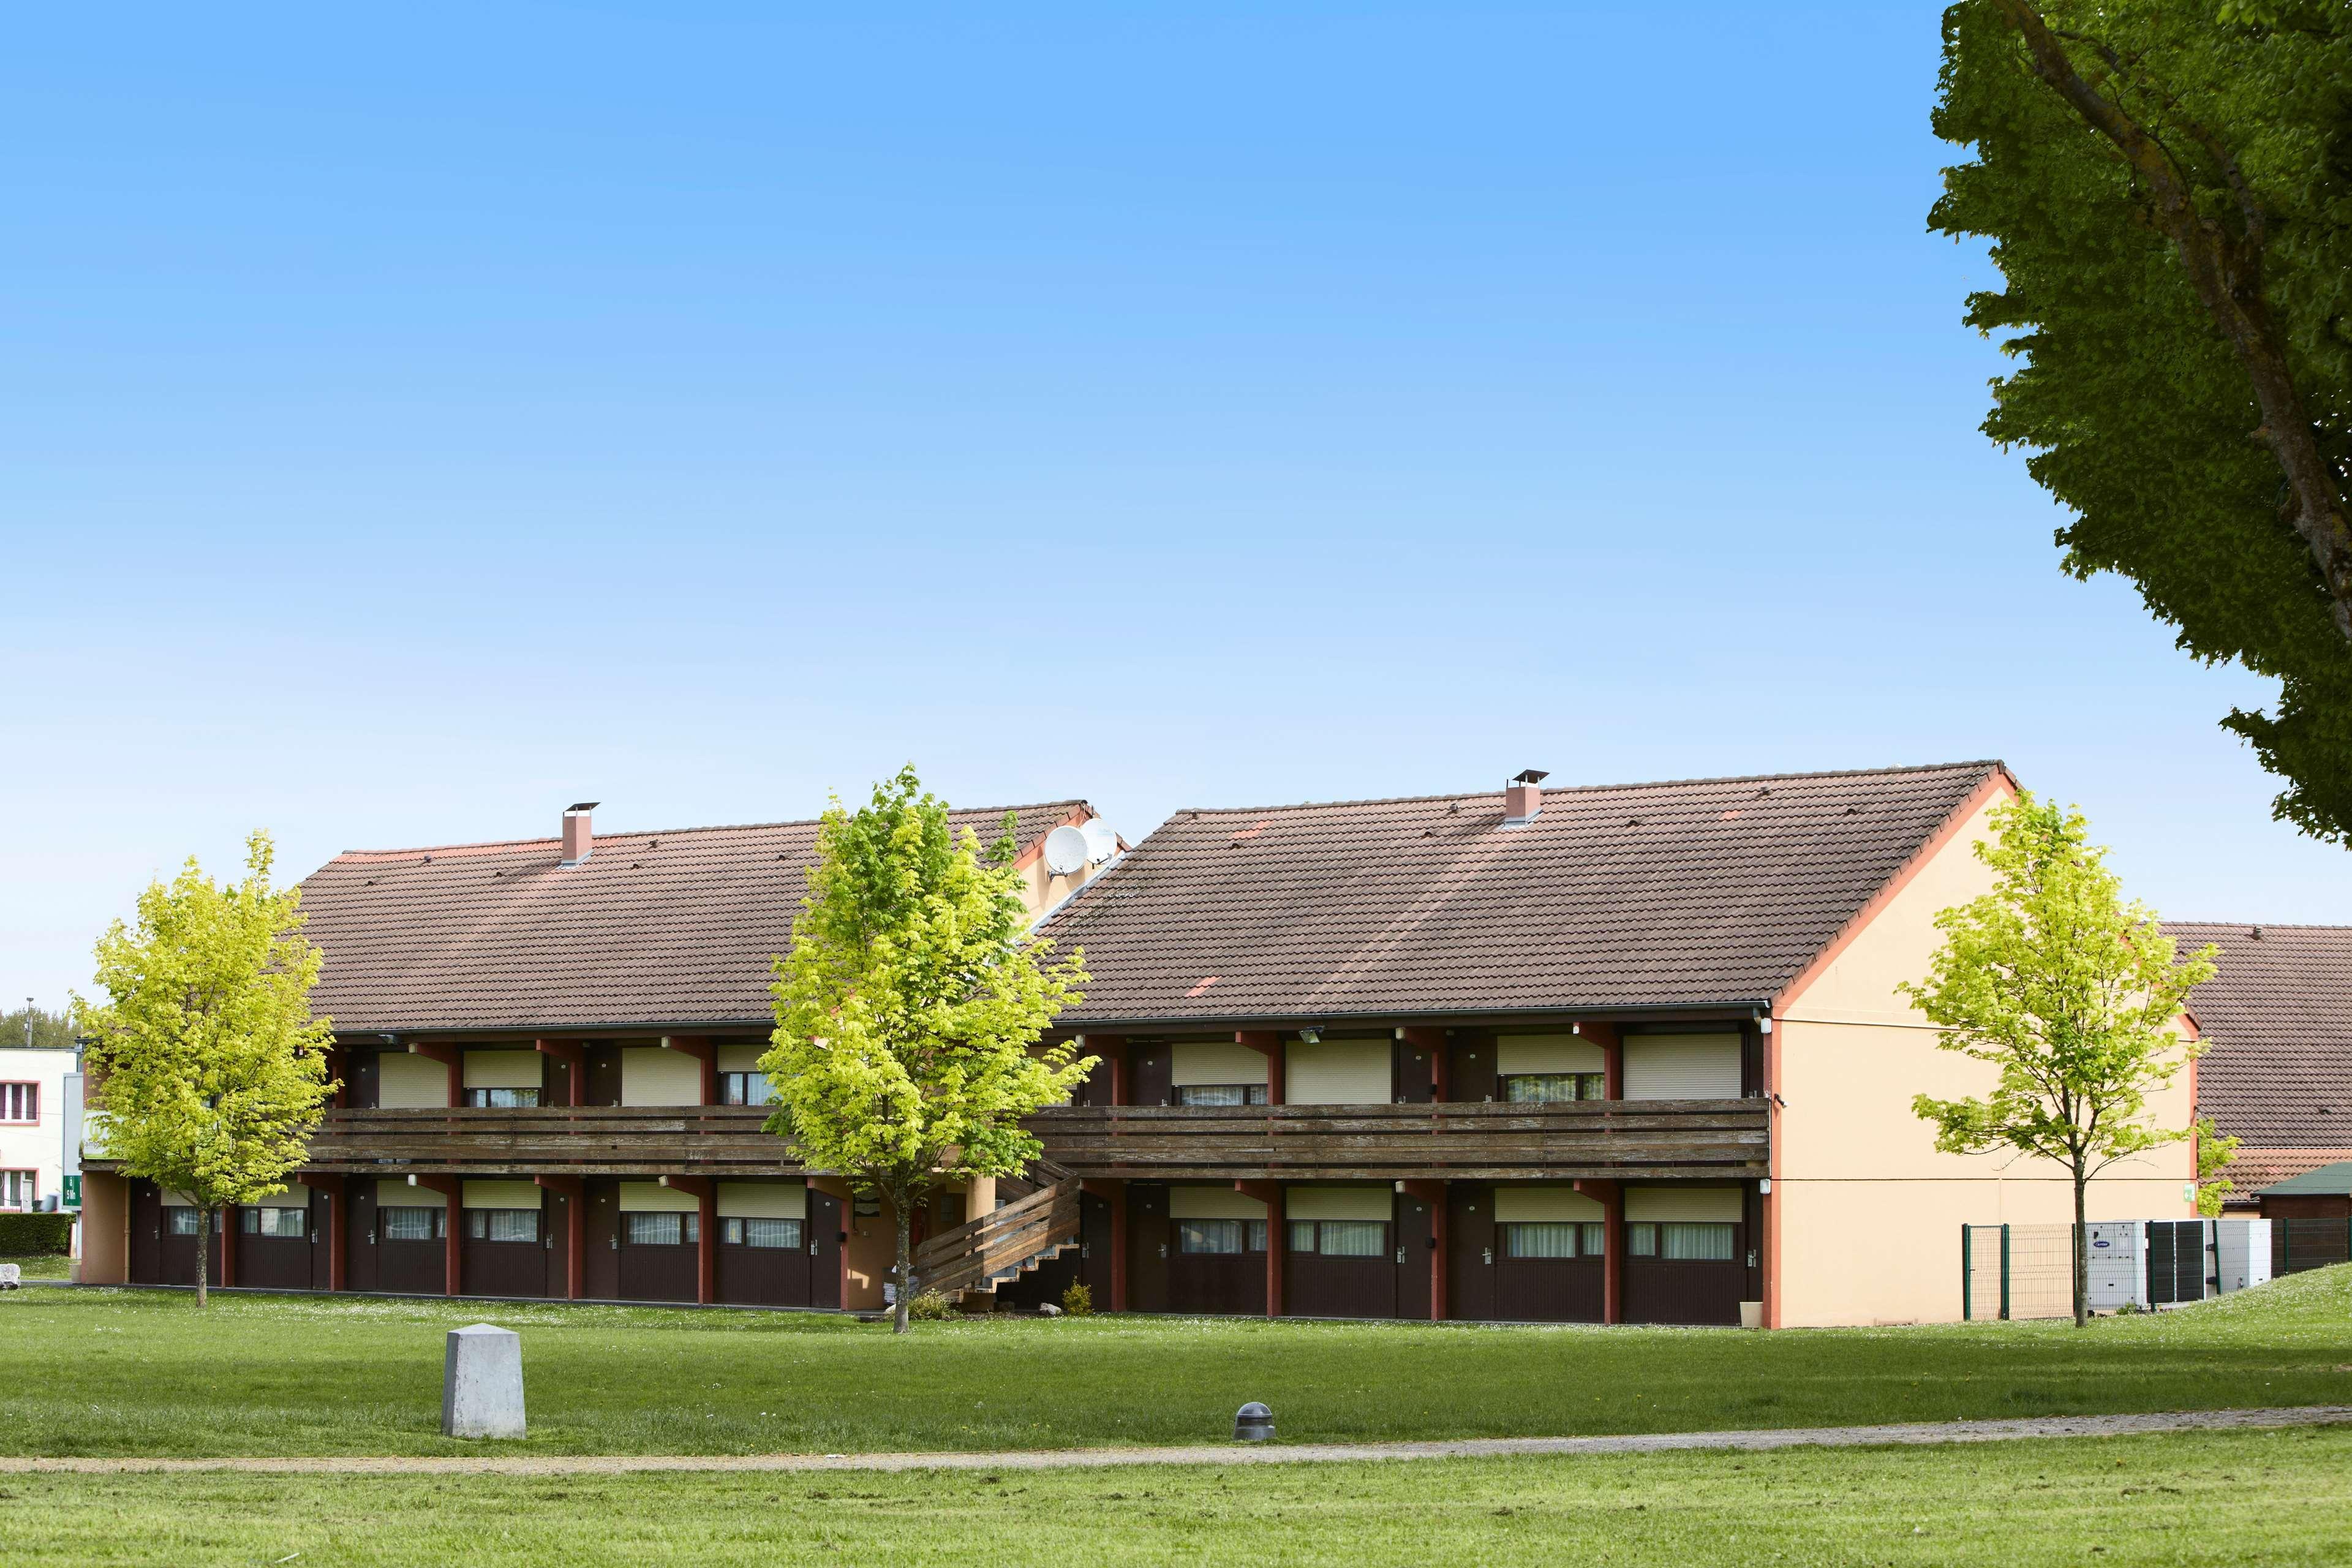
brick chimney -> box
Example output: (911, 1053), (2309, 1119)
(561, 802), (598, 867)
(1502, 769), (1548, 826)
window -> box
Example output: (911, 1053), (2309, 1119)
(1500, 1221), (1607, 1259)
(1501, 1072), (1605, 1104)
(1626, 1222), (1736, 1261)
(0, 1083), (35, 1123)
(1287, 1219), (1389, 1257)
(0, 1169), (34, 1207)
(167, 1207), (201, 1236)
(624, 1212), (700, 1246)
(1177, 1218), (1267, 1254)
(240, 1207), (306, 1238)
(722, 1216), (803, 1249)
(382, 1206), (448, 1242)
(720, 1072), (775, 1107)
(462, 1087), (540, 1109)
(1177, 1084), (1268, 1107)
(467, 1208), (542, 1243)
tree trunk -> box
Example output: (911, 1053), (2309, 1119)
(2071, 1171), (2089, 1329)
(195, 1204), (210, 1309)
(893, 1193), (912, 1336)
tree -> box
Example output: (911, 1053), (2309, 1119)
(1930, 2), (2352, 842)
(761, 767), (1092, 1334)
(71, 832), (336, 1306)
(2193, 1115), (2241, 1216)
(1904, 793), (2216, 1327)
(1, 1003), (75, 1052)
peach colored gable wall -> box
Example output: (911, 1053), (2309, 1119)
(1773, 783), (2196, 1328)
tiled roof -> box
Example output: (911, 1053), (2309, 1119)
(2254, 1158), (2352, 1197)
(300, 803), (1093, 1034)
(2167, 922), (2352, 1155)
(1043, 761), (2007, 1025)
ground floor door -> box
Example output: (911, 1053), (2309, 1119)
(129, 1181), (162, 1284)
(1447, 1185), (1496, 1321)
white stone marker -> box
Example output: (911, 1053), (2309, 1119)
(442, 1323), (526, 1439)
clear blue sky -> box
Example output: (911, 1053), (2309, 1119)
(3, 3), (2342, 1009)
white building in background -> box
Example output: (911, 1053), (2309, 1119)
(0, 1045), (79, 1210)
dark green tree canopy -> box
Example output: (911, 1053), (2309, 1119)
(1931, 1), (2352, 841)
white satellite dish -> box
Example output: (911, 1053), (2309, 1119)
(1079, 818), (1119, 864)
(1042, 824), (1091, 876)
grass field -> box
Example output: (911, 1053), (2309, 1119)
(6, 1427), (2350, 1566)
(1, 1254), (71, 1281)
(4, 1265), (2350, 1458)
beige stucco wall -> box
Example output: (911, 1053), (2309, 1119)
(1773, 782), (2198, 1328)
(75, 1168), (128, 1284)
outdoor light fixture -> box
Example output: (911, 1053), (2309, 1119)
(1298, 1027), (1322, 1045)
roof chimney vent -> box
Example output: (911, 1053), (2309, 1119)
(562, 802), (599, 867)
(1502, 769), (1548, 827)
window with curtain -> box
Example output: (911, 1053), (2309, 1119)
(463, 1087), (540, 1108)
(466, 1208), (542, 1243)
(1500, 1221), (1606, 1258)
(720, 1072), (775, 1106)
(1177, 1084), (1268, 1107)
(1287, 1219), (1389, 1257)
(382, 1206), (447, 1242)
(1501, 1072), (1605, 1103)
(1627, 1221), (1735, 1260)
(167, 1206), (200, 1237)
(722, 1216), (803, 1248)
(1177, 1218), (1267, 1254)
(624, 1212), (699, 1246)
(239, 1207), (306, 1238)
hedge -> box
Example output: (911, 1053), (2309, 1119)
(0, 1212), (74, 1255)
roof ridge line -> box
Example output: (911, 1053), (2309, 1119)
(328, 799), (1090, 861)
(1154, 760), (2007, 821)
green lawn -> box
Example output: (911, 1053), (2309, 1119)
(1, 1253), (71, 1281)
(6, 1427), (2350, 1566)
(6, 1267), (2351, 1458)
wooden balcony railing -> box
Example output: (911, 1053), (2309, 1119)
(288, 1099), (1769, 1183)
(1020, 1100), (1769, 1183)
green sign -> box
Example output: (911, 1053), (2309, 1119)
(62, 1175), (81, 1208)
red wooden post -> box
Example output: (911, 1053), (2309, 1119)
(1578, 1022), (1624, 1099)
(327, 1176), (349, 1292)
(664, 1176), (717, 1304)
(1235, 1180), (1284, 1317)
(416, 1175), (464, 1295)
(534, 1039), (585, 1107)
(1235, 1031), (1284, 1104)
(1403, 1178), (1447, 1320)
(1578, 1177), (1624, 1325)
(218, 1203), (238, 1288)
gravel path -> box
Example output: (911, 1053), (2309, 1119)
(7, 1404), (2348, 1475)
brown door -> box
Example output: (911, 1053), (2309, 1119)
(1079, 1191), (1114, 1303)
(1126, 1184), (1170, 1311)
(461, 1201), (552, 1298)
(347, 1051), (381, 1108)
(1448, 1185), (1496, 1321)
(309, 1186), (336, 1291)
(809, 1189), (844, 1310)
(583, 1179), (621, 1299)
(1394, 1039), (1435, 1103)
(129, 1181), (161, 1284)
(584, 1045), (622, 1106)
(1448, 1038), (1498, 1102)
(1131, 1049), (1172, 1108)
(1395, 1192), (1433, 1319)
(543, 1185), (573, 1297)
(347, 1184), (379, 1292)
(543, 1053), (573, 1107)
(376, 1204), (448, 1295)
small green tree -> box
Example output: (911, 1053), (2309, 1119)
(1904, 793), (2217, 1327)
(72, 832), (336, 1306)
(2193, 1117), (2241, 1218)
(761, 767), (1092, 1334)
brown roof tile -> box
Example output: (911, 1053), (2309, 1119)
(1044, 761), (2007, 1025)
(2166, 922), (2352, 1157)
(300, 802), (1092, 1034)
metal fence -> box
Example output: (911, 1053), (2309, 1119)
(1960, 1224), (2078, 1320)
(2275, 1218), (2352, 1278)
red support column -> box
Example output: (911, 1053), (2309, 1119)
(1235, 1031), (1284, 1104)
(1403, 1178), (1447, 1320)
(409, 1042), (463, 1107)
(665, 1176), (717, 1304)
(1085, 1178), (1129, 1311)
(415, 1175), (463, 1295)
(325, 1047), (349, 1110)
(327, 1176), (349, 1292)
(1235, 1180), (1284, 1317)
(535, 1175), (587, 1299)
(218, 1204), (238, 1288)
(1577, 1177), (1624, 1325)
(1577, 1022), (1624, 1099)
(535, 1039), (585, 1107)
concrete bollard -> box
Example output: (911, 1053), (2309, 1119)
(1233, 1401), (1275, 1442)
(442, 1323), (527, 1440)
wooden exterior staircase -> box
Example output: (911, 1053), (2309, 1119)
(910, 1159), (1082, 1302)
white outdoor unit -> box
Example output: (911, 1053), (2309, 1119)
(2084, 1221), (2145, 1311)
(2215, 1218), (2272, 1295)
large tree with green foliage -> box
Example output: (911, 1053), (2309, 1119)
(72, 832), (336, 1306)
(1905, 793), (2216, 1327)
(1931, 1), (2352, 841)
(761, 768), (1091, 1334)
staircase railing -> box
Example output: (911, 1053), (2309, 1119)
(911, 1166), (1081, 1300)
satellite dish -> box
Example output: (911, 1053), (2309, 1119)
(1042, 824), (1090, 876)
(1080, 818), (1119, 864)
